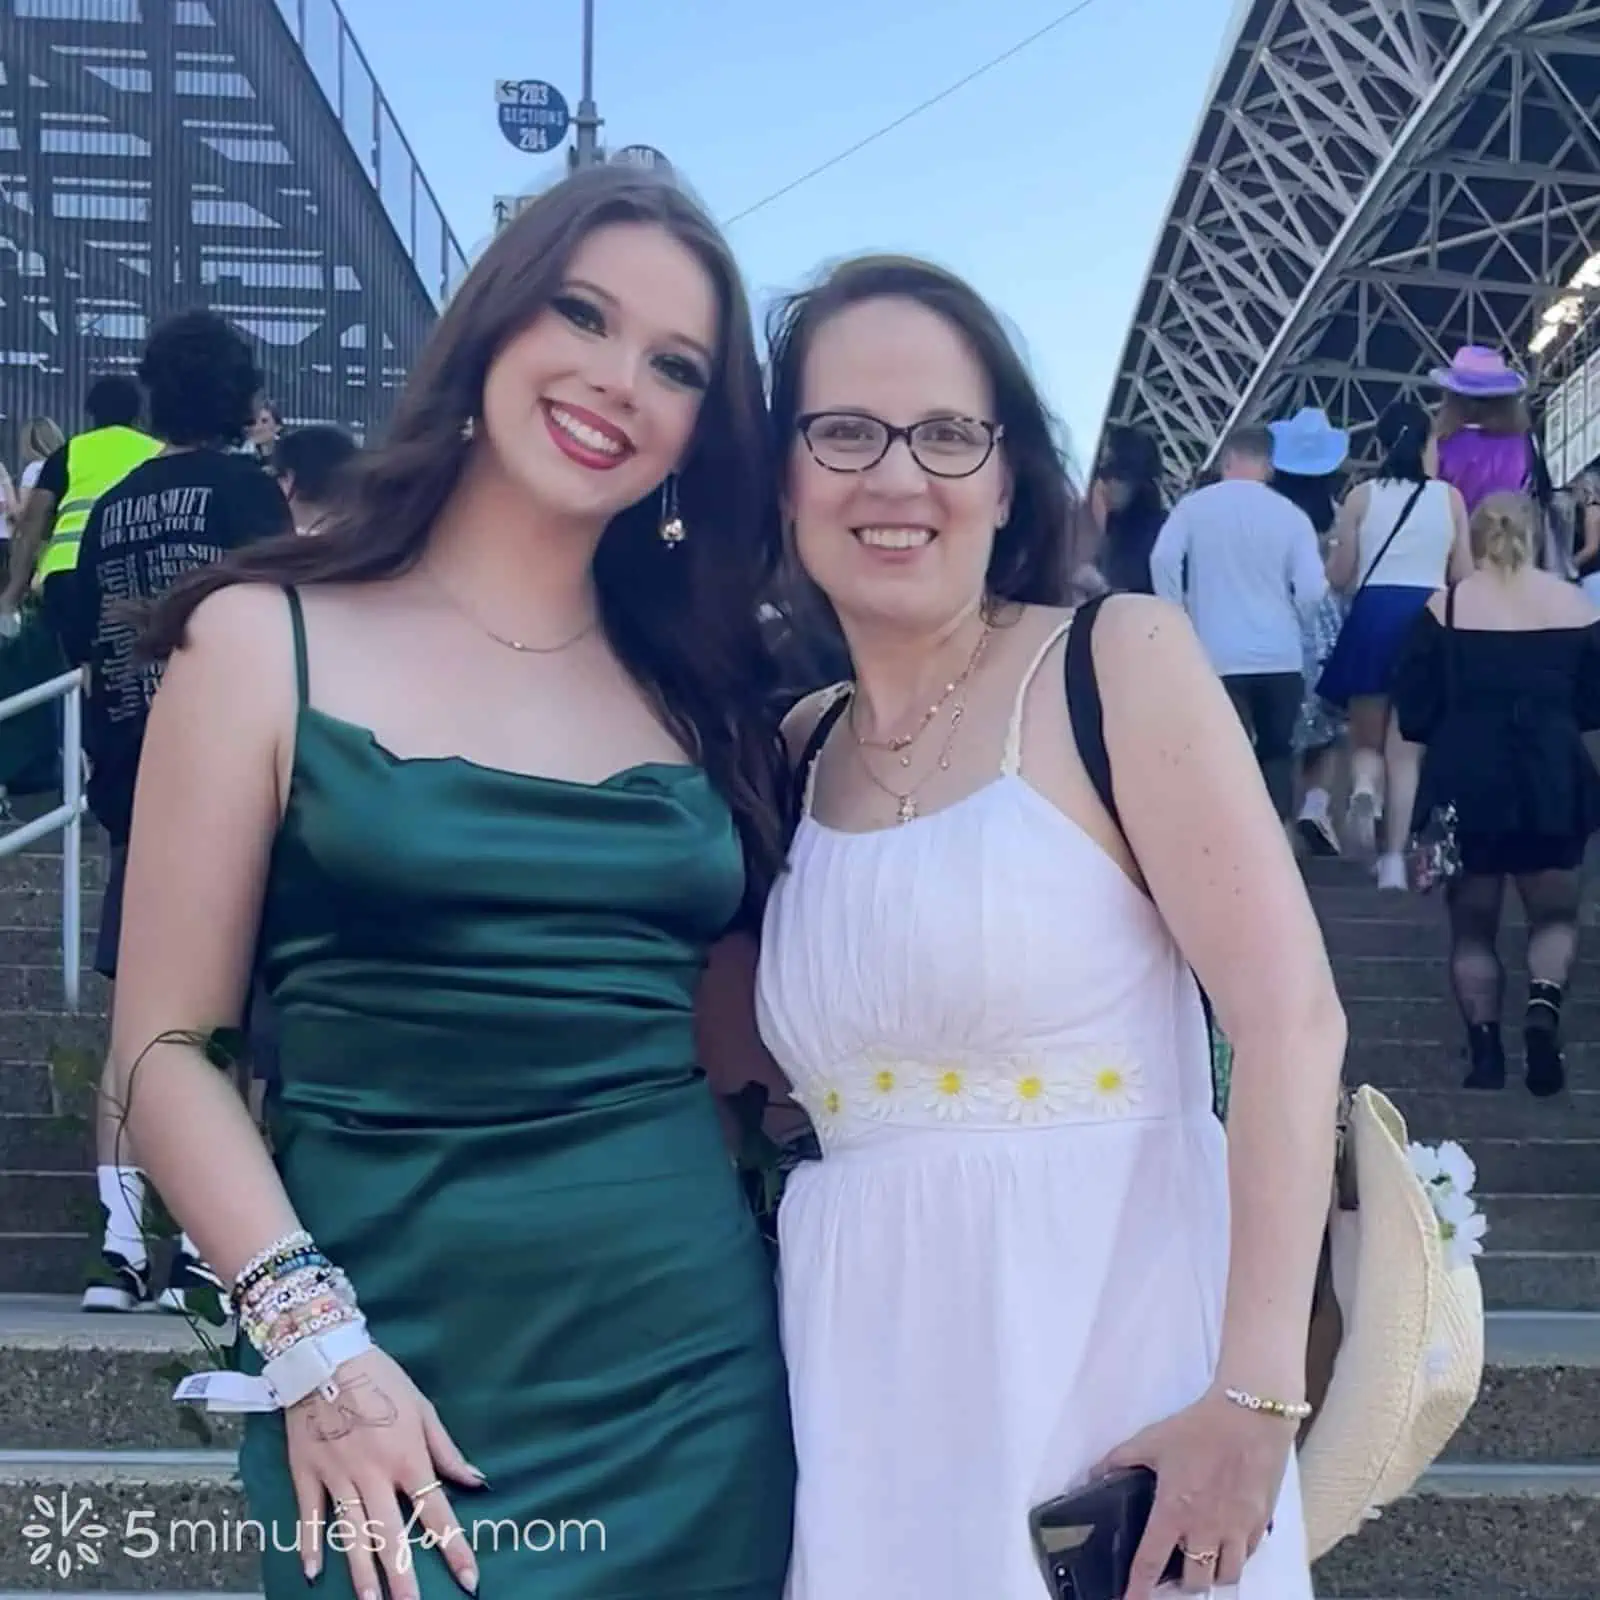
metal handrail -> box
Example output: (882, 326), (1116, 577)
(278, 0), (469, 305)
(0, 668), (86, 1013)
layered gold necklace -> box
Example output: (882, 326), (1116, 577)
(848, 619), (992, 824)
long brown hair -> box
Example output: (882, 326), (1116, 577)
(144, 164), (788, 913)
(1436, 392), (1531, 440)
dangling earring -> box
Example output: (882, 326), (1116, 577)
(459, 416), (477, 442)
(659, 474), (686, 548)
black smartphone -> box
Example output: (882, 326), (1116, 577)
(1027, 1467), (1185, 1600)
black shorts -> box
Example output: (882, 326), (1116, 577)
(94, 842), (280, 1085)
(92, 843), (127, 980)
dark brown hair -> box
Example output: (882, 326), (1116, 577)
(1437, 392), (1531, 440)
(765, 254), (1080, 608)
(144, 164), (788, 912)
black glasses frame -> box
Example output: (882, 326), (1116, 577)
(796, 411), (1005, 479)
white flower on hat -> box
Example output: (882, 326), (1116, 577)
(1434, 1141), (1477, 1195)
(1409, 1138), (1488, 1270)
(1437, 1199), (1488, 1271)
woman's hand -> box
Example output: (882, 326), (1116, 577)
(1091, 1383), (1295, 1596)
(287, 1348), (486, 1600)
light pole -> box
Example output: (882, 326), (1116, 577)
(570, 0), (603, 168)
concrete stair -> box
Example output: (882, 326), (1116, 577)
(1306, 856), (1600, 1598)
(1, 821), (1597, 1593)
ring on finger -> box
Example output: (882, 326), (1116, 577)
(332, 1496), (363, 1517)
(1178, 1538), (1219, 1566)
(408, 1479), (443, 1502)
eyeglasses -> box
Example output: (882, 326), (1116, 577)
(796, 411), (1003, 479)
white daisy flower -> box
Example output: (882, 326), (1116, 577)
(1071, 1051), (1145, 1118)
(1408, 1142), (1446, 1188)
(796, 1078), (849, 1132)
(923, 1060), (985, 1120)
(858, 1052), (910, 1120)
(1434, 1140), (1478, 1196)
(997, 1061), (1075, 1124)
(1439, 1207), (1488, 1271)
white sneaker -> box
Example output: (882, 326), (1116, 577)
(1296, 797), (1341, 858)
(1345, 789), (1380, 855)
(1376, 852), (1408, 892)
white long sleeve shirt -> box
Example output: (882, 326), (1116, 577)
(1149, 478), (1329, 677)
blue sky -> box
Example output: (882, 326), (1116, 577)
(332, 0), (1237, 477)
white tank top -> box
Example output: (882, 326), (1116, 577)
(1355, 479), (1455, 588)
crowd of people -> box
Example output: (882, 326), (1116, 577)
(1, 316), (358, 1314)
(0, 161), (1575, 1597)
(1102, 347), (1600, 1098)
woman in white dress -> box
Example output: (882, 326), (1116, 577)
(756, 257), (1347, 1598)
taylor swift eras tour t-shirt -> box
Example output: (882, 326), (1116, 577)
(57, 447), (291, 845)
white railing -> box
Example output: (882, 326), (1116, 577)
(0, 669), (86, 1013)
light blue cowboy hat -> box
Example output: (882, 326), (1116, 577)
(1268, 406), (1351, 477)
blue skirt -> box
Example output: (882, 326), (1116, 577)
(1316, 584), (1433, 708)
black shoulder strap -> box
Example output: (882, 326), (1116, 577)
(1355, 479), (1428, 593)
(1065, 595), (1119, 832)
(790, 686), (851, 827)
(1065, 597), (1221, 1112)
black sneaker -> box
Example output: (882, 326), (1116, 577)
(158, 1250), (226, 1318)
(81, 1250), (151, 1313)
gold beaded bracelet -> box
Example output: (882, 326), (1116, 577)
(1224, 1386), (1313, 1422)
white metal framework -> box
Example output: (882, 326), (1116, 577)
(1102, 0), (1600, 477)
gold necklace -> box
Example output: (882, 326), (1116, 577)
(849, 617), (991, 766)
(852, 623), (991, 823)
(427, 570), (599, 655)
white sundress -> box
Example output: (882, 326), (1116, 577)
(755, 620), (1313, 1599)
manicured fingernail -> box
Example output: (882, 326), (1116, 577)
(460, 1565), (479, 1595)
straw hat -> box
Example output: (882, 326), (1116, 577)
(1297, 1085), (1485, 1560)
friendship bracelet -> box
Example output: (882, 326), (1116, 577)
(230, 1229), (314, 1302)
(1224, 1386), (1313, 1423)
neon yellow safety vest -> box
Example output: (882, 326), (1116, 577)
(35, 425), (162, 586)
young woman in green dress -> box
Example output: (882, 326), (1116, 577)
(110, 166), (795, 1600)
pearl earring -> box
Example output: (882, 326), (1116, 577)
(659, 474), (686, 547)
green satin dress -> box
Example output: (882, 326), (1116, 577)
(237, 590), (794, 1598)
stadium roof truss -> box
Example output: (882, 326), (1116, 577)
(1103, 0), (1600, 476)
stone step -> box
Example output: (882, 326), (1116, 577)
(0, 1114), (94, 1172)
(0, 1008), (108, 1062)
(1312, 883), (1600, 925)
(1480, 1253), (1600, 1312)
(0, 1061), (56, 1117)
(1328, 955), (1600, 1003)
(1344, 996), (1600, 1049)
(0, 1297), (238, 1453)
(0, 1236), (93, 1297)
(1381, 1087), (1600, 1139)
(0, 853), (107, 895)
(1319, 915), (1590, 958)
(1474, 1194), (1600, 1254)
(1312, 1463), (1600, 1599)
(0, 1451), (252, 1590)
(1351, 1039), (1600, 1090)
(1447, 1311), (1600, 1462)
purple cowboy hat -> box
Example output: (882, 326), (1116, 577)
(1429, 345), (1527, 398)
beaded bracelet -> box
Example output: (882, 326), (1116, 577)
(240, 1264), (358, 1355)
(230, 1229), (314, 1304)
(1224, 1386), (1313, 1423)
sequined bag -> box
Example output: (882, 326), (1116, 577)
(1405, 801), (1462, 894)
